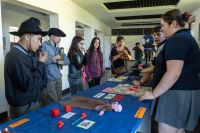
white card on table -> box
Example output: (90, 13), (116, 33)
(93, 93), (105, 98)
(77, 119), (95, 129)
(103, 94), (116, 99)
(61, 112), (75, 119)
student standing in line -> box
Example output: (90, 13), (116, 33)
(68, 36), (86, 95)
(85, 37), (104, 88)
(4, 17), (48, 118)
(42, 28), (70, 105)
(140, 9), (200, 133)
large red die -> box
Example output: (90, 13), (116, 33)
(51, 108), (60, 117)
(64, 105), (71, 112)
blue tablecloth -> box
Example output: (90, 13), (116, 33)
(0, 79), (151, 133)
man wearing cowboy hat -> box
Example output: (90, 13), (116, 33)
(41, 28), (70, 105)
(4, 17), (48, 118)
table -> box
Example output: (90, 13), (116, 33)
(0, 78), (152, 133)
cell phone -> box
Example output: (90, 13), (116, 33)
(35, 45), (43, 56)
(37, 46), (43, 52)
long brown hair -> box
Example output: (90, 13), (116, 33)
(87, 37), (103, 62)
(68, 36), (84, 57)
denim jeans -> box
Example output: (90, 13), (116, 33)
(68, 77), (83, 95)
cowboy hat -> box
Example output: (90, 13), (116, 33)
(10, 17), (48, 37)
(48, 28), (66, 37)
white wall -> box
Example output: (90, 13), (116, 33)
(84, 27), (95, 49)
(0, 1), (7, 114)
(192, 7), (200, 46)
(104, 36), (111, 68)
(1, 2), (50, 55)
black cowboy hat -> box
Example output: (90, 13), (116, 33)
(48, 28), (66, 37)
(10, 17), (48, 37)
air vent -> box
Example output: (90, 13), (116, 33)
(112, 28), (155, 35)
(104, 0), (179, 10)
(121, 23), (160, 26)
(115, 14), (162, 20)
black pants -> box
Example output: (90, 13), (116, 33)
(87, 77), (101, 88)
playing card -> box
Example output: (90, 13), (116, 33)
(93, 93), (105, 98)
(103, 94), (116, 99)
(61, 112), (75, 119)
(113, 95), (124, 101)
(77, 120), (95, 129)
(102, 87), (113, 93)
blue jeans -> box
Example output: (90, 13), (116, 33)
(68, 77), (83, 95)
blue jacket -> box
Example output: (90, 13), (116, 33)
(42, 41), (70, 81)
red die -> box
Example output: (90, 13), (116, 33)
(81, 112), (87, 118)
(64, 105), (71, 112)
(51, 108), (60, 117)
(57, 120), (64, 128)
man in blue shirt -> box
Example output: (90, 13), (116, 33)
(42, 28), (70, 105)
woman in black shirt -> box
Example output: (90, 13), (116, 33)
(110, 35), (132, 76)
(140, 9), (200, 133)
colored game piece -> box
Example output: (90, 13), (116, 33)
(113, 95), (124, 101)
(51, 108), (60, 117)
(99, 110), (105, 116)
(72, 112), (87, 125)
(128, 86), (141, 92)
(132, 86), (140, 89)
(57, 120), (64, 128)
(112, 102), (122, 112)
(9, 118), (30, 128)
(64, 105), (71, 112)
(81, 113), (87, 118)
(134, 107), (146, 118)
